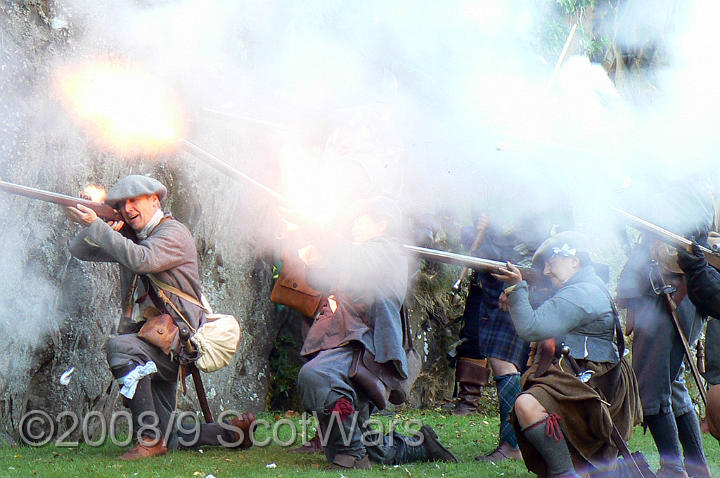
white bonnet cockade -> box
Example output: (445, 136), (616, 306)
(532, 231), (590, 269)
(551, 244), (577, 258)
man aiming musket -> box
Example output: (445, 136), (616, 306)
(408, 208), (570, 463)
(65, 174), (255, 459)
(616, 180), (713, 478)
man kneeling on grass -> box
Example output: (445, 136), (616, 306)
(294, 196), (458, 470)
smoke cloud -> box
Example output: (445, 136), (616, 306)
(4, 0), (720, 309)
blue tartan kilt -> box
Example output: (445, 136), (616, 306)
(459, 286), (530, 371)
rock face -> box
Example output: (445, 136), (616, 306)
(0, 4), (282, 442)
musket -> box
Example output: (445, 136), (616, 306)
(179, 140), (289, 204)
(613, 207), (720, 270)
(404, 244), (543, 284)
(179, 327), (214, 423)
(177, 142), (544, 283)
(0, 179), (122, 222)
(649, 260), (707, 406)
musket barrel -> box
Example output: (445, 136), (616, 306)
(1, 180), (84, 204)
(403, 244), (539, 282)
(0, 180), (121, 221)
(613, 207), (720, 269)
(179, 139), (289, 204)
(404, 244), (506, 270)
(612, 207), (693, 249)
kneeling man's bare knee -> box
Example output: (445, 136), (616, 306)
(514, 393), (547, 427)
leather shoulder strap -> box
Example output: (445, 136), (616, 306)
(147, 275), (210, 313)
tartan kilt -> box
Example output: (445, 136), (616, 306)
(511, 357), (642, 476)
(460, 287), (530, 369)
(476, 308), (529, 368)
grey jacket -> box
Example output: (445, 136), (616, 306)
(69, 216), (204, 330)
(507, 265), (620, 363)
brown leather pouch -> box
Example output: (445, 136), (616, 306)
(270, 255), (324, 318)
(138, 313), (179, 355)
(349, 347), (423, 410)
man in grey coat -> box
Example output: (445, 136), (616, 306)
(67, 174), (254, 459)
(495, 231), (641, 477)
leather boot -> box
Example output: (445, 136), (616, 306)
(453, 357), (490, 416)
(418, 425), (458, 463)
(121, 435), (167, 460)
(676, 411), (711, 478)
(229, 412), (256, 449)
(646, 412), (684, 475)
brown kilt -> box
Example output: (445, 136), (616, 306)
(511, 357), (642, 476)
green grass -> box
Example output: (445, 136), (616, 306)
(1, 410), (718, 478)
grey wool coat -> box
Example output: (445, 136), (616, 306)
(507, 265), (620, 364)
(68, 216), (204, 331)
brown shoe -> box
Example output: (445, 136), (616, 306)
(324, 453), (371, 470)
(475, 440), (522, 462)
(290, 433), (323, 453)
(419, 425), (458, 463)
(120, 435), (167, 460)
(453, 401), (480, 416)
(229, 412), (256, 449)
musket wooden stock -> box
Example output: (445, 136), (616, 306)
(651, 264), (708, 407)
(404, 244), (541, 283)
(0, 180), (122, 221)
(613, 207), (720, 270)
(178, 328), (214, 424)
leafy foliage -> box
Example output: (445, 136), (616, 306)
(557, 0), (595, 15)
(265, 320), (304, 412)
